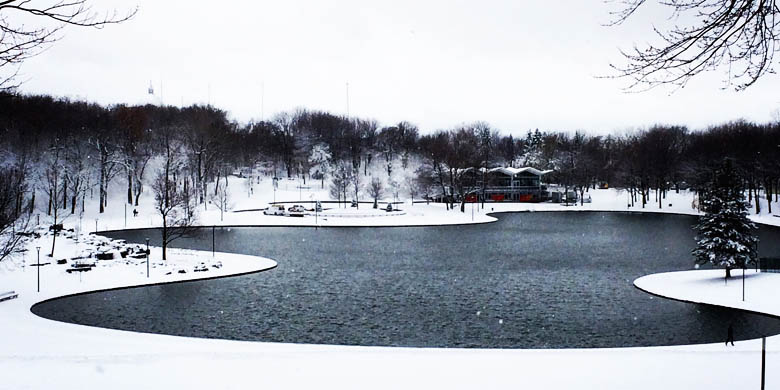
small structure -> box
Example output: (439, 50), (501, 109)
(460, 167), (552, 202)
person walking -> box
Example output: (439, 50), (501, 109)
(726, 324), (735, 346)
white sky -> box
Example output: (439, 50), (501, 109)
(13, 0), (780, 136)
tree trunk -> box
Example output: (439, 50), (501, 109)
(70, 176), (80, 214)
(197, 152), (203, 204)
(62, 176), (68, 209)
(449, 168), (456, 210)
(50, 227), (57, 257)
(725, 267), (732, 279)
(127, 169), (133, 204)
(99, 163), (105, 214)
(50, 208), (58, 257)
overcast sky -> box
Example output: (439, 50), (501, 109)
(14, 0), (780, 135)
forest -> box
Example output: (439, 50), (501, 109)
(1, 91), (780, 244)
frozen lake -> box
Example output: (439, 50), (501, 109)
(34, 212), (780, 348)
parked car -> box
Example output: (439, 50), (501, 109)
(287, 205), (305, 217)
(264, 204), (286, 215)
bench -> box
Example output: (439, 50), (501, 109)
(0, 291), (18, 303)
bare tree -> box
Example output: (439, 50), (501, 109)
(0, 165), (29, 262)
(42, 142), (64, 257)
(152, 171), (197, 261)
(329, 162), (351, 207)
(0, 1), (136, 89)
(405, 174), (419, 206)
(609, 0), (780, 91)
(152, 123), (197, 260)
(367, 177), (384, 209)
(64, 137), (88, 214)
(212, 181), (232, 221)
(351, 166), (361, 208)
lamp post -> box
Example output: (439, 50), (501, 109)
(145, 238), (150, 278)
(36, 246), (41, 292)
(761, 337), (766, 390)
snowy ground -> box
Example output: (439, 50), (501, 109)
(2, 176), (780, 389)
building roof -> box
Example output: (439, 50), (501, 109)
(460, 166), (552, 176)
(488, 167), (552, 176)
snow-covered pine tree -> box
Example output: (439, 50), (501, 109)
(692, 159), (758, 279)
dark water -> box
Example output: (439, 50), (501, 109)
(33, 212), (780, 348)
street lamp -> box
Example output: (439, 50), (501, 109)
(35, 246), (41, 292)
(145, 238), (150, 278)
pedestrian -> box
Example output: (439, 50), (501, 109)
(726, 324), (735, 346)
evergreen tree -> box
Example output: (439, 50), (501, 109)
(692, 160), (758, 279)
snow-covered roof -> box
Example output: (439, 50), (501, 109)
(460, 167), (551, 176)
(487, 167), (550, 176)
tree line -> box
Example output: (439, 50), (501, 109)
(1, 92), (780, 259)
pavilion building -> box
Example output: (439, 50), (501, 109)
(459, 167), (553, 202)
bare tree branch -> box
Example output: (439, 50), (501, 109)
(608, 0), (780, 91)
(0, 0), (136, 89)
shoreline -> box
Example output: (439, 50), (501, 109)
(3, 194), (780, 389)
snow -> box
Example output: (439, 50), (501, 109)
(2, 177), (780, 389)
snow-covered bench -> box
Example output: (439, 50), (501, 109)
(0, 291), (18, 303)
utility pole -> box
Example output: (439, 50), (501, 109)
(761, 337), (766, 390)
(146, 238), (150, 278)
(36, 246), (41, 292)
